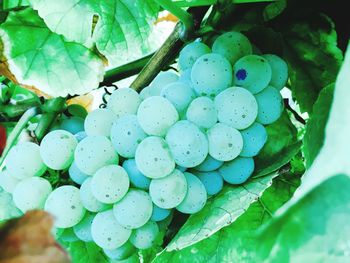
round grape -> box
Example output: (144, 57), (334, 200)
(0, 170), (19, 193)
(129, 221), (159, 250)
(122, 159), (150, 190)
(263, 54), (288, 90)
(192, 170), (223, 196)
(75, 131), (87, 142)
(103, 241), (136, 260)
(215, 87), (258, 130)
(240, 122), (268, 157)
(107, 88), (141, 118)
(219, 157), (255, 184)
(150, 204), (171, 222)
(60, 116), (84, 134)
(194, 155), (223, 172)
(186, 97), (217, 129)
(73, 212), (95, 242)
(255, 86), (283, 125)
(84, 108), (117, 137)
(80, 178), (110, 212)
(150, 71), (179, 95)
(178, 41), (211, 71)
(69, 161), (89, 185)
(178, 68), (192, 84)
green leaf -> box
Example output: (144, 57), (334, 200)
(66, 241), (109, 263)
(164, 172), (277, 251)
(258, 174), (350, 262)
(153, 172), (301, 262)
(263, 0), (286, 21)
(303, 84), (334, 168)
(254, 111), (300, 177)
(29, 0), (159, 66)
(3, 0), (29, 10)
(257, 45), (350, 261)
(0, 8), (104, 97)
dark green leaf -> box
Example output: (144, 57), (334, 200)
(263, 0), (286, 21)
(3, 0), (29, 10)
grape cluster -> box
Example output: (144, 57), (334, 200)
(0, 31), (287, 260)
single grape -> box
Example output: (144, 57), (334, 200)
(80, 178), (110, 212)
(161, 82), (196, 115)
(192, 170), (223, 196)
(73, 212), (95, 242)
(91, 165), (130, 204)
(212, 31), (252, 65)
(84, 108), (117, 137)
(74, 136), (118, 175)
(262, 54), (288, 90)
(135, 136), (175, 179)
(45, 185), (86, 228)
(207, 123), (243, 161)
(137, 96), (179, 136)
(149, 169), (187, 209)
(91, 210), (131, 250)
(191, 53), (232, 97)
(233, 54), (272, 94)
(59, 228), (80, 242)
(129, 221), (159, 250)
(113, 189), (153, 229)
(165, 120), (208, 168)
(240, 122), (268, 157)
(75, 131), (87, 142)
(255, 86), (283, 125)
(103, 241), (136, 260)
(150, 204), (171, 222)
(219, 157), (254, 184)
(40, 130), (77, 170)
(13, 177), (52, 213)
(176, 172), (207, 214)
(110, 115), (147, 158)
(194, 155), (223, 172)
(69, 161), (89, 185)
(60, 116), (85, 134)
(6, 142), (46, 179)
(107, 88), (141, 118)
(186, 97), (217, 129)
(150, 71), (179, 95)
(215, 87), (258, 130)
(122, 159), (150, 190)
(178, 41), (211, 71)
(0, 170), (19, 193)
(140, 85), (157, 100)
(178, 68), (192, 84)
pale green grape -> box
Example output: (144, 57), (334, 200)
(13, 177), (52, 213)
(194, 155), (223, 172)
(178, 41), (211, 71)
(165, 120), (208, 168)
(60, 116), (85, 134)
(178, 69), (192, 84)
(84, 108), (117, 137)
(75, 131), (87, 142)
(192, 170), (223, 196)
(219, 157), (254, 184)
(0, 170), (19, 193)
(122, 159), (150, 190)
(129, 221), (159, 249)
(91, 210), (131, 250)
(215, 87), (258, 130)
(233, 55), (272, 94)
(207, 123), (243, 161)
(40, 130), (77, 170)
(91, 165), (130, 204)
(150, 204), (171, 222)
(240, 122), (268, 157)
(104, 241), (136, 260)
(107, 88), (141, 118)
(80, 178), (110, 212)
(191, 53), (232, 97)
(73, 212), (95, 242)
(149, 169), (187, 209)
(74, 136), (118, 175)
(137, 96), (179, 136)
(135, 136), (175, 179)
(263, 54), (288, 90)
(212, 31), (252, 65)
(255, 86), (283, 125)
(110, 115), (147, 158)
(113, 189), (153, 229)
(186, 97), (217, 129)
(160, 82), (196, 115)
(140, 85), (157, 100)
(6, 142), (46, 179)
(59, 228), (79, 242)
(150, 71), (179, 95)
(69, 161), (89, 185)
(176, 172), (207, 214)
(45, 185), (86, 228)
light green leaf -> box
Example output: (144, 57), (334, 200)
(66, 241), (109, 263)
(303, 84), (334, 168)
(0, 8), (104, 97)
(29, 0), (159, 66)
(153, 172), (301, 263)
(165, 172), (277, 251)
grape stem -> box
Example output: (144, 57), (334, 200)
(0, 107), (40, 168)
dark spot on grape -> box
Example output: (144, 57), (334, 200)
(71, 205), (75, 209)
(203, 58), (208, 62)
(228, 143), (233, 148)
(127, 131), (131, 135)
(242, 114), (246, 118)
(106, 194), (110, 198)
(236, 69), (247, 81)
(108, 237), (111, 241)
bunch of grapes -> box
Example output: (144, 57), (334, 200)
(0, 31), (287, 260)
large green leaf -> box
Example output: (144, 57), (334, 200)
(0, 8), (104, 97)
(164, 172), (277, 251)
(66, 241), (109, 263)
(257, 45), (350, 261)
(153, 172), (301, 263)
(29, 0), (159, 66)
(303, 84), (334, 168)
